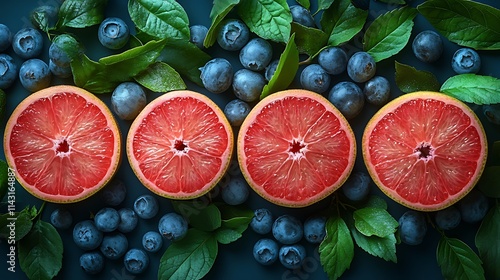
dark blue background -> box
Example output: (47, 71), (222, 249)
(1, 0), (499, 279)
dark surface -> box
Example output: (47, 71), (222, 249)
(1, 1), (500, 280)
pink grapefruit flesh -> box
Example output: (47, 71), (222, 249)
(362, 91), (487, 211)
(237, 89), (356, 208)
(126, 90), (233, 199)
(4, 85), (121, 203)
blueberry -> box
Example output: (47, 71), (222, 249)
(224, 99), (251, 126)
(272, 215), (303, 245)
(12, 27), (43, 59)
(94, 207), (120, 233)
(458, 189), (489, 223)
(341, 171), (371, 202)
(253, 238), (279, 265)
(49, 34), (82, 68)
(98, 17), (130, 50)
(217, 19), (250, 51)
(142, 231), (163, 253)
(49, 60), (72, 78)
(347, 51), (376, 83)
(363, 76), (391, 106)
(133, 194), (159, 219)
(265, 59), (279, 81)
(239, 38), (273, 71)
(483, 104), (500, 125)
(0, 24), (12, 52)
(318, 46), (348, 75)
(328, 81), (365, 119)
(190, 25), (208, 49)
(158, 212), (188, 241)
(117, 208), (139, 233)
(73, 220), (104, 251)
(300, 64), (331, 94)
(199, 58), (233, 93)
(232, 69), (266, 102)
(452, 48), (481, 74)
(100, 233), (129, 260)
(50, 208), (73, 230)
(100, 179), (127, 206)
(290, 5), (316, 28)
(412, 30), (443, 63)
(0, 54), (18, 89)
(303, 216), (326, 244)
(398, 210), (427, 245)
(19, 58), (52, 92)
(221, 176), (250, 205)
(79, 251), (104, 275)
(111, 82), (147, 120)
(279, 244), (307, 270)
(250, 208), (274, 235)
(123, 248), (149, 275)
(435, 205), (461, 230)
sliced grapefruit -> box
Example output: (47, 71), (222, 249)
(4, 85), (121, 203)
(126, 90), (233, 199)
(362, 91), (487, 211)
(237, 89), (356, 208)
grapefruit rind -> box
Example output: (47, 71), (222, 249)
(3, 85), (121, 204)
(237, 89), (356, 208)
(362, 91), (487, 212)
(126, 90), (233, 200)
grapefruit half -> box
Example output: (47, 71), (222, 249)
(126, 90), (233, 199)
(237, 89), (356, 208)
(4, 85), (121, 203)
(362, 91), (487, 211)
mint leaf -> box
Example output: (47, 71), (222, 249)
(0, 208), (34, 241)
(353, 207), (398, 237)
(0, 159), (8, 201)
(51, 34), (84, 63)
(296, 0), (310, 9)
(364, 195), (388, 210)
(440, 74), (500, 105)
(30, 7), (57, 34)
(317, 0), (335, 11)
(215, 227), (244, 244)
(476, 167), (500, 198)
(350, 224), (397, 262)
(261, 33), (299, 99)
(395, 61), (440, 93)
(475, 203), (500, 279)
(320, 0), (368, 47)
(128, 0), (190, 40)
(417, 0), (500, 50)
(134, 62), (186, 92)
(319, 215), (354, 280)
(158, 228), (218, 280)
(189, 204), (222, 232)
(363, 6), (417, 62)
(204, 0), (240, 48)
(56, 0), (107, 29)
(437, 235), (485, 280)
(238, 0), (292, 43)
(290, 23), (328, 56)
(18, 220), (63, 280)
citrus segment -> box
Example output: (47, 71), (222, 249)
(238, 89), (356, 208)
(127, 90), (233, 199)
(362, 91), (487, 211)
(4, 85), (121, 203)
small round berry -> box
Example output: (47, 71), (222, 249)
(272, 215), (303, 245)
(239, 38), (273, 71)
(123, 248), (149, 275)
(300, 64), (331, 94)
(279, 244), (307, 270)
(50, 208), (73, 230)
(117, 208), (139, 233)
(100, 179), (127, 206)
(458, 189), (489, 224)
(12, 27), (43, 59)
(224, 99), (251, 126)
(412, 30), (443, 63)
(49, 60), (72, 78)
(435, 205), (461, 230)
(19, 59), (52, 92)
(451, 48), (481, 74)
(363, 76), (391, 106)
(347, 51), (376, 83)
(79, 251), (104, 275)
(318, 46), (348, 75)
(265, 59), (279, 81)
(0, 54), (18, 89)
(253, 238), (279, 265)
(94, 207), (120, 233)
(133, 194), (159, 219)
(290, 5), (315, 28)
(142, 231), (163, 253)
(217, 19), (250, 51)
(190, 25), (208, 49)
(100, 233), (129, 260)
(328, 81), (364, 120)
(303, 215), (326, 244)
(200, 58), (233, 93)
(158, 212), (188, 241)
(98, 17), (130, 49)
(341, 171), (371, 202)
(250, 208), (274, 235)
(221, 176), (250, 205)
(232, 69), (266, 102)
(73, 220), (103, 251)
(111, 82), (147, 120)
(398, 210), (427, 245)
(0, 24), (12, 52)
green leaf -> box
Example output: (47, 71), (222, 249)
(437, 235), (485, 280)
(158, 228), (218, 280)
(134, 62), (186, 92)
(320, 0), (368, 47)
(204, 0), (240, 48)
(317, 0), (335, 11)
(440, 74), (500, 105)
(350, 224), (397, 262)
(475, 203), (500, 279)
(417, 0), (500, 50)
(18, 220), (63, 280)
(214, 227), (243, 244)
(363, 6), (417, 62)
(30, 6), (57, 34)
(159, 39), (212, 86)
(188, 204), (222, 232)
(364, 195), (388, 210)
(290, 23), (329, 56)
(395, 61), (440, 93)
(296, 0), (310, 9)
(128, 0), (190, 40)
(56, 0), (107, 29)
(319, 215), (354, 280)
(0, 208), (34, 241)
(238, 0), (292, 43)
(476, 167), (500, 198)
(261, 33), (299, 99)
(217, 203), (253, 227)
(0, 159), (8, 201)
(353, 207), (398, 237)
(51, 34), (84, 63)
